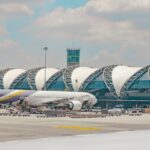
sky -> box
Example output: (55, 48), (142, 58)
(0, 0), (150, 69)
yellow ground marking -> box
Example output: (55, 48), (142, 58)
(0, 90), (25, 102)
(55, 125), (101, 131)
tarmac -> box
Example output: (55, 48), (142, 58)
(1, 130), (150, 150)
(0, 114), (150, 142)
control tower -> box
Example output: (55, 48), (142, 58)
(67, 49), (80, 67)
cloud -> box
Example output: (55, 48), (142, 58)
(0, 40), (20, 49)
(0, 40), (40, 68)
(82, 50), (123, 67)
(86, 0), (150, 12)
(0, 25), (7, 35)
(82, 48), (150, 68)
(85, 45), (150, 67)
(0, 0), (54, 18)
(24, 0), (149, 68)
(0, 0), (49, 4)
(1, 0), (150, 68)
(0, 3), (32, 17)
(34, 4), (150, 46)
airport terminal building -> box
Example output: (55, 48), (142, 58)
(0, 65), (150, 108)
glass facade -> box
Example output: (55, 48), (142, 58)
(47, 75), (66, 91)
(125, 71), (150, 100)
(84, 75), (115, 100)
(80, 70), (150, 108)
(12, 77), (31, 90)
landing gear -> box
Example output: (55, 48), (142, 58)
(82, 101), (93, 111)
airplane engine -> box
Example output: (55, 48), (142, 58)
(67, 100), (82, 111)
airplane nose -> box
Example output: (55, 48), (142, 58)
(89, 94), (97, 105)
(93, 97), (97, 105)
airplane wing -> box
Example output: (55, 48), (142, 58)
(35, 95), (91, 105)
(25, 95), (91, 107)
(40, 97), (75, 104)
(25, 97), (75, 106)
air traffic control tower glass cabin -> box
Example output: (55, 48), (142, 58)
(67, 49), (80, 67)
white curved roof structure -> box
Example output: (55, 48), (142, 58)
(71, 67), (98, 91)
(112, 66), (142, 96)
(35, 68), (59, 90)
(0, 65), (149, 102)
(3, 69), (27, 89)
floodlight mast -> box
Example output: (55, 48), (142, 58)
(43, 47), (48, 91)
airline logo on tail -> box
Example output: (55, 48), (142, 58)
(0, 90), (32, 103)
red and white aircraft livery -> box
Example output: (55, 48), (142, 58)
(0, 89), (97, 111)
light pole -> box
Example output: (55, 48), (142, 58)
(43, 47), (48, 91)
(75, 79), (78, 92)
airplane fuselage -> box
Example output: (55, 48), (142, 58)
(0, 89), (97, 110)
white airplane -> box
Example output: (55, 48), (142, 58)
(0, 89), (97, 111)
